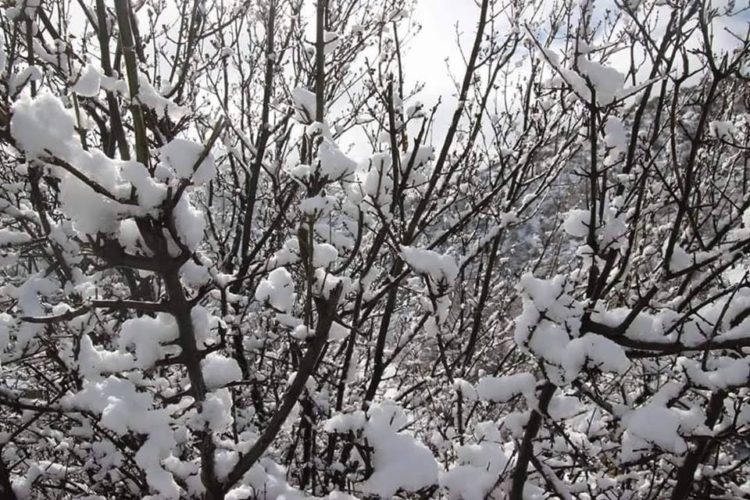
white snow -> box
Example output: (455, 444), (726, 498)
(201, 353), (242, 389)
(563, 209), (591, 238)
(323, 31), (340, 55)
(292, 87), (316, 123)
(0, 312), (13, 359)
(665, 241), (693, 272)
(173, 193), (206, 251)
(316, 139), (357, 180)
(71, 64), (101, 97)
(119, 161), (168, 210)
(312, 242), (339, 268)
(709, 121), (736, 140)
(441, 422), (509, 500)
(360, 401), (439, 497)
(117, 314), (179, 369)
(562, 333), (630, 381)
(0, 229), (31, 246)
(622, 403), (687, 461)
(324, 411), (366, 433)
(604, 116), (628, 155)
(541, 47), (656, 107)
(255, 267), (296, 312)
(62, 377), (180, 497)
(160, 138), (217, 185)
(363, 153), (393, 207)
(136, 75), (185, 120)
(400, 245), (459, 285)
(11, 91), (77, 159)
(475, 373), (537, 403)
(679, 357), (750, 390)
(202, 389), (234, 432)
(77, 335), (135, 378)
(299, 194), (337, 217)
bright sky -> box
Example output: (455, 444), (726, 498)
(404, 0), (479, 140)
(406, 0), (479, 94)
(401, 0), (749, 136)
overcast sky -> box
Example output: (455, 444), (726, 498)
(398, 0), (748, 143)
(395, 0), (480, 147)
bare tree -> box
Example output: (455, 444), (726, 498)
(0, 0), (748, 498)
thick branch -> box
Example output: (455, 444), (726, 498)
(222, 284), (342, 491)
(510, 381), (556, 500)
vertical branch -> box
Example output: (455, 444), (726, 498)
(223, 285), (342, 492)
(114, 0), (149, 166)
(386, 81), (400, 207)
(0, 455), (18, 500)
(363, 260), (404, 403)
(404, 0), (490, 242)
(463, 235), (501, 368)
(234, 0), (277, 285)
(586, 103), (599, 298)
(314, 0), (327, 122)
(162, 267), (220, 498)
(670, 390), (726, 500)
(509, 382), (556, 500)
(96, 0), (130, 160)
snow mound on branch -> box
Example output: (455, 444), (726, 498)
(0, 313), (15, 362)
(679, 357), (750, 390)
(11, 93), (210, 241)
(160, 138), (217, 185)
(709, 120), (736, 140)
(0, 229), (31, 246)
(299, 194), (337, 217)
(137, 75), (185, 120)
(441, 422), (509, 500)
(577, 57), (626, 105)
(255, 267), (296, 312)
(62, 376), (180, 497)
(78, 334), (135, 378)
(117, 314), (179, 369)
(514, 274), (629, 383)
(173, 193), (206, 251)
(314, 222), (354, 251)
(563, 209), (590, 238)
(604, 116), (628, 154)
(224, 457), (308, 500)
(11, 91), (77, 158)
(324, 411), (366, 433)
(363, 153), (393, 207)
(292, 87), (316, 123)
(202, 388), (234, 432)
(71, 63), (101, 97)
(119, 161), (168, 210)
(542, 47), (656, 107)
(11, 93), (123, 193)
(562, 333), (630, 380)
(476, 373), (537, 403)
(316, 139), (357, 180)
(201, 352), (243, 389)
(313, 242), (339, 268)
(514, 274), (581, 382)
(361, 401), (439, 497)
(324, 403), (438, 497)
(400, 246), (459, 285)
(622, 404), (687, 461)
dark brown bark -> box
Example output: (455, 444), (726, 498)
(510, 382), (556, 500)
(222, 284), (342, 492)
(670, 390), (726, 500)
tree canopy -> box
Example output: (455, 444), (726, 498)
(0, 0), (749, 498)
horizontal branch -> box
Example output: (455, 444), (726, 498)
(20, 299), (169, 323)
